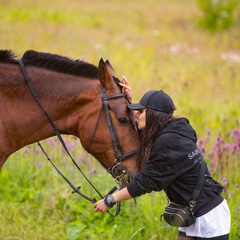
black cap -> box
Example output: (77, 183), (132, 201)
(128, 90), (175, 114)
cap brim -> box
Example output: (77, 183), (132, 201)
(127, 103), (145, 110)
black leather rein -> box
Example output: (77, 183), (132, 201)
(18, 59), (137, 217)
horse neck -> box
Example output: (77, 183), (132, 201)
(0, 64), (100, 155)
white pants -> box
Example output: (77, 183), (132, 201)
(179, 200), (231, 238)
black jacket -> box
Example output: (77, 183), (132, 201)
(127, 117), (224, 217)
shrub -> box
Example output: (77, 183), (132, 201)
(198, 0), (239, 31)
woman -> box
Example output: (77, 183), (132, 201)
(94, 76), (231, 240)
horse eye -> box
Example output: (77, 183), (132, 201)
(118, 117), (128, 125)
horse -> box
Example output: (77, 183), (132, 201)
(0, 50), (140, 191)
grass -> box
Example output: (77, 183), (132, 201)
(0, 0), (240, 239)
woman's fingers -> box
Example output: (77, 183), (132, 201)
(121, 75), (129, 85)
(121, 75), (128, 82)
(94, 200), (108, 213)
(119, 82), (131, 91)
(120, 75), (133, 103)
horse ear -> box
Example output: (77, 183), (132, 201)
(98, 58), (115, 90)
(105, 59), (116, 77)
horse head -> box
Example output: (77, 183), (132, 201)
(85, 59), (140, 186)
(0, 50), (140, 189)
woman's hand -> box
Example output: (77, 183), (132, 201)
(94, 199), (109, 214)
(93, 188), (132, 214)
(119, 75), (133, 103)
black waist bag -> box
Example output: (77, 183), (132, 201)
(161, 155), (205, 227)
(161, 202), (195, 227)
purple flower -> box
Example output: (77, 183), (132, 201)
(200, 146), (205, 153)
(214, 140), (221, 148)
(231, 128), (240, 141)
(210, 161), (216, 168)
(48, 139), (56, 147)
(222, 177), (228, 183)
(224, 144), (231, 151)
(233, 128), (240, 135)
(67, 143), (75, 150)
(35, 148), (41, 154)
(205, 135), (210, 142)
(76, 156), (83, 163)
(209, 151), (215, 159)
(38, 162), (43, 168)
(232, 143), (239, 153)
(198, 141), (205, 152)
(24, 148), (29, 154)
(210, 161), (216, 173)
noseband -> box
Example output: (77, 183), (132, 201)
(87, 82), (138, 179)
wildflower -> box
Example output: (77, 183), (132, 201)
(210, 161), (216, 168)
(222, 177), (228, 183)
(24, 148), (29, 154)
(67, 143), (75, 150)
(232, 143), (239, 153)
(76, 156), (83, 163)
(222, 177), (228, 190)
(205, 135), (210, 142)
(233, 128), (240, 135)
(38, 162), (43, 168)
(209, 151), (215, 159)
(35, 148), (41, 154)
(217, 149), (223, 160)
(198, 140), (206, 152)
(48, 139), (56, 147)
(224, 144), (231, 151)
(221, 52), (240, 64)
(231, 129), (240, 141)
(214, 139), (223, 148)
(210, 161), (216, 173)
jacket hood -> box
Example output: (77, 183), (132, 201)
(161, 117), (197, 143)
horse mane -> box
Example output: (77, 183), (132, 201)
(0, 50), (99, 79)
(0, 50), (18, 63)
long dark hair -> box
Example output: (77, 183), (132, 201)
(137, 108), (176, 171)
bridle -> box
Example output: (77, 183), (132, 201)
(87, 79), (138, 180)
(18, 59), (138, 216)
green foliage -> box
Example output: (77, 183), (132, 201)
(198, 0), (239, 31)
(0, 127), (239, 239)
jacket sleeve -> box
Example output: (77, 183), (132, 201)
(127, 138), (176, 198)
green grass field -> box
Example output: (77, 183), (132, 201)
(0, 0), (239, 239)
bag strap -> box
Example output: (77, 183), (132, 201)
(164, 151), (206, 208)
(189, 153), (205, 210)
